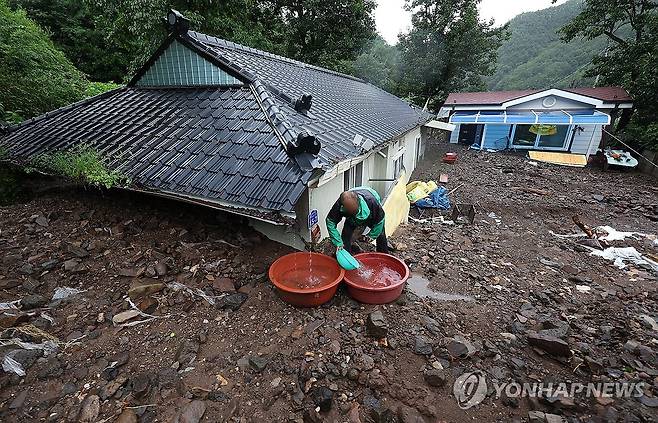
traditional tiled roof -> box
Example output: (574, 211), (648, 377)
(443, 87), (632, 106)
(1, 27), (431, 216)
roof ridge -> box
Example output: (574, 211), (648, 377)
(187, 30), (366, 83)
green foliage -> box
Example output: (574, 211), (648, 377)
(84, 81), (122, 98)
(489, 0), (606, 90)
(352, 36), (400, 93)
(0, 165), (20, 205)
(85, 0), (376, 78)
(0, 146), (7, 161)
(33, 145), (128, 188)
(9, 0), (132, 82)
(396, 0), (508, 110)
(559, 0), (658, 149)
(0, 0), (88, 121)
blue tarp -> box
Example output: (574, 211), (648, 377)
(415, 187), (451, 210)
(449, 110), (610, 125)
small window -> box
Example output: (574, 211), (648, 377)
(344, 162), (363, 191)
(393, 155), (405, 178)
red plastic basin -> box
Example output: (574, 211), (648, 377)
(269, 252), (345, 307)
(344, 253), (409, 304)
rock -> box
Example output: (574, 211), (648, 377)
(446, 336), (476, 359)
(35, 215), (49, 227)
(360, 354), (375, 371)
(312, 386), (333, 412)
(9, 390), (28, 409)
(155, 261), (168, 276)
(413, 336), (433, 355)
(638, 314), (658, 331)
(303, 409), (323, 423)
(115, 409), (138, 423)
(371, 407), (397, 423)
(212, 277), (235, 292)
(249, 355), (269, 372)
(527, 332), (571, 357)
(423, 368), (447, 387)
(100, 375), (127, 400)
(175, 339), (200, 367)
(305, 319), (324, 335)
(216, 292), (248, 311)
(78, 394), (100, 422)
(112, 310), (141, 325)
(366, 311), (389, 338)
(20, 294), (47, 310)
(63, 258), (81, 272)
(347, 403), (362, 423)
(397, 405), (424, 423)
(176, 400), (206, 423)
(421, 315), (442, 336)
(118, 267), (145, 277)
(639, 395), (658, 407)
(528, 411), (566, 423)
(127, 283), (165, 300)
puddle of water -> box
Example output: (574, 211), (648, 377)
(406, 274), (475, 302)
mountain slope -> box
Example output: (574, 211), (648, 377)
(488, 0), (607, 91)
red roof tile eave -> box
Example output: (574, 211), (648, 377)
(443, 86), (633, 107)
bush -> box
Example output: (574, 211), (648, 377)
(84, 81), (122, 98)
(33, 145), (128, 189)
(0, 0), (88, 122)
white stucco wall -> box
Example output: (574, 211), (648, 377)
(305, 126), (424, 244)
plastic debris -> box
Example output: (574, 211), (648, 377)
(0, 300), (20, 311)
(167, 281), (225, 306)
(52, 287), (85, 301)
(2, 355), (25, 376)
(415, 187), (451, 210)
(590, 247), (658, 272)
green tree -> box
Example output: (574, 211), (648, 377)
(397, 0), (507, 110)
(352, 35), (401, 93)
(0, 0), (88, 122)
(559, 0), (658, 148)
(9, 0), (130, 82)
(274, 0), (377, 71)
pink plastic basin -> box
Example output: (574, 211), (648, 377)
(344, 253), (410, 304)
(269, 252), (345, 307)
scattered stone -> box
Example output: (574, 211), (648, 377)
(397, 405), (424, 423)
(176, 400), (206, 423)
(63, 258), (81, 272)
(421, 315), (442, 336)
(115, 409), (138, 423)
(128, 283), (165, 300)
(446, 336), (476, 359)
(155, 261), (168, 276)
(423, 368), (447, 387)
(20, 294), (47, 310)
(77, 394), (100, 422)
(527, 332), (571, 357)
(216, 292), (248, 311)
(112, 310), (141, 325)
(413, 336), (433, 355)
(638, 314), (658, 331)
(528, 411), (566, 423)
(212, 277), (235, 292)
(312, 386), (333, 412)
(305, 319), (324, 335)
(9, 390), (28, 409)
(366, 311), (389, 338)
(249, 355), (269, 372)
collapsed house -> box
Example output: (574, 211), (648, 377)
(438, 87), (633, 159)
(0, 11), (436, 248)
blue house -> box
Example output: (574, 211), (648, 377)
(438, 87), (633, 158)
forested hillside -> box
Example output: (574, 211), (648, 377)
(488, 0), (606, 90)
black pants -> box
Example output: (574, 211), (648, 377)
(341, 222), (389, 254)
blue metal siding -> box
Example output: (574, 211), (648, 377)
(136, 40), (243, 87)
(482, 124), (511, 150)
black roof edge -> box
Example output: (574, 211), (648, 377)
(1, 87), (128, 135)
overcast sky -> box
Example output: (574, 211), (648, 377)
(375, 0), (569, 44)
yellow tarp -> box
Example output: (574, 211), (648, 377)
(528, 151), (587, 167)
(383, 170), (410, 237)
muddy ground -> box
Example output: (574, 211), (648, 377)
(1, 141), (657, 423)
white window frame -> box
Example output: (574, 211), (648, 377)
(344, 162), (363, 191)
(509, 124), (573, 151)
